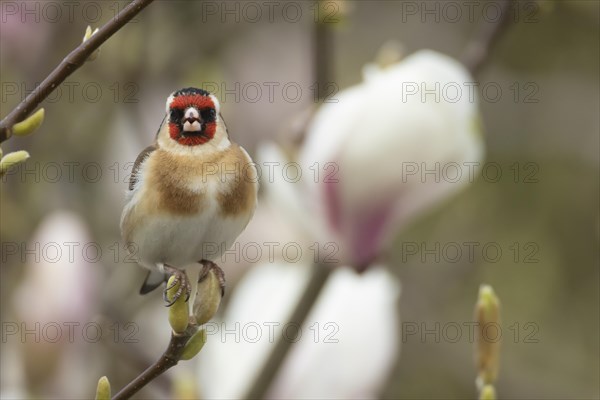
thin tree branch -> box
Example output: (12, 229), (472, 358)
(244, 265), (333, 399)
(0, 0), (155, 143)
(462, 0), (515, 75)
(101, 320), (174, 392)
(314, 20), (333, 100)
(112, 330), (192, 400)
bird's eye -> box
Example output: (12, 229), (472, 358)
(201, 108), (216, 122)
(169, 108), (184, 122)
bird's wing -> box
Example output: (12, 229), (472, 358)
(128, 144), (158, 191)
(139, 269), (166, 294)
(219, 113), (230, 138)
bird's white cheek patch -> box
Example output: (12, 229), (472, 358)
(183, 121), (202, 132)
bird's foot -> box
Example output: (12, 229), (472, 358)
(163, 264), (192, 306)
(199, 259), (226, 297)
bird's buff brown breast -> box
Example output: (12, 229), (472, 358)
(141, 146), (257, 217)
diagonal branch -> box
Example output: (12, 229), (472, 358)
(112, 330), (192, 400)
(0, 0), (155, 143)
(462, 0), (515, 75)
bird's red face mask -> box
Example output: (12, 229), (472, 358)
(168, 92), (217, 146)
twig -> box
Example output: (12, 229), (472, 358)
(0, 0), (155, 143)
(112, 330), (192, 400)
(244, 265), (333, 399)
(101, 319), (174, 391)
(462, 0), (515, 75)
(314, 21), (333, 100)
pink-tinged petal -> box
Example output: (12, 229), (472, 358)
(299, 50), (484, 270)
(323, 176), (343, 234)
(347, 200), (396, 271)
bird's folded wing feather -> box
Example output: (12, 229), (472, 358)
(139, 269), (166, 294)
(128, 144), (158, 191)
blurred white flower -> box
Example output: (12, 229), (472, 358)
(299, 49), (484, 269)
(11, 211), (102, 397)
(15, 211), (99, 325)
(197, 262), (400, 399)
(0, 342), (27, 399)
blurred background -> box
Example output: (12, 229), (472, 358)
(1, 1), (598, 399)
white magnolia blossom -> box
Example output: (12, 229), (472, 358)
(299, 49), (484, 268)
(11, 211), (101, 398)
(14, 211), (100, 328)
(197, 262), (400, 400)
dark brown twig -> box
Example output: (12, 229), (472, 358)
(0, 0), (155, 143)
(462, 0), (515, 75)
(314, 21), (333, 100)
(112, 329), (192, 400)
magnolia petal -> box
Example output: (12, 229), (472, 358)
(197, 262), (400, 399)
(299, 50), (485, 266)
(256, 142), (331, 246)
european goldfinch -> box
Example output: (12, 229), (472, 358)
(120, 88), (258, 304)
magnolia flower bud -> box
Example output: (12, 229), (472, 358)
(180, 329), (207, 361)
(82, 25), (100, 61)
(475, 284), (501, 386)
(192, 266), (223, 326)
(479, 384), (496, 400)
(0, 150), (30, 177)
(12, 108), (44, 137)
(167, 276), (189, 334)
(94, 376), (111, 400)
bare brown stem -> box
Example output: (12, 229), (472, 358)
(112, 330), (192, 400)
(0, 0), (155, 143)
(314, 21), (333, 100)
(462, 0), (515, 75)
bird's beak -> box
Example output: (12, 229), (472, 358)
(183, 107), (202, 132)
